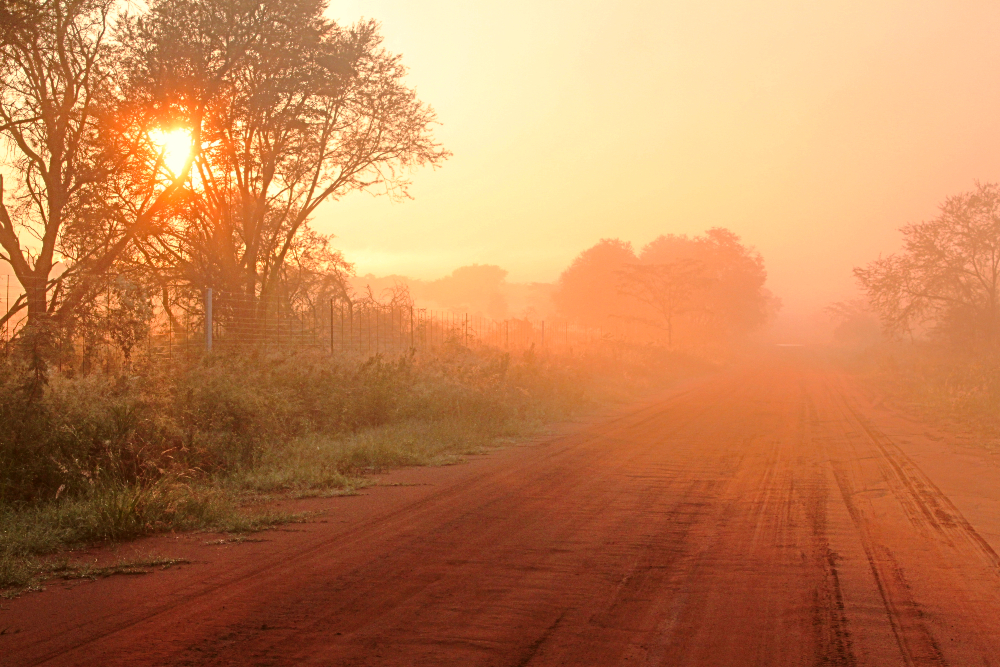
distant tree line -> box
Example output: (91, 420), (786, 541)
(856, 182), (1000, 348)
(0, 0), (447, 358)
(554, 229), (777, 349)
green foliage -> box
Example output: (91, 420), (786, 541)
(106, 278), (154, 365)
(0, 343), (699, 592)
(0, 482), (227, 589)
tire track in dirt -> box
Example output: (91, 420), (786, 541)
(10, 378), (741, 667)
(813, 371), (1000, 666)
(7, 359), (1000, 666)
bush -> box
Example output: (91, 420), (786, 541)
(0, 344), (647, 504)
(848, 342), (1000, 434)
(0, 341), (702, 591)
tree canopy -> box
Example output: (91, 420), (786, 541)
(0, 0), (447, 348)
(554, 229), (774, 348)
(855, 182), (1000, 347)
(553, 238), (637, 329)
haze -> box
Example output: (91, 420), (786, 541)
(323, 0), (1000, 334)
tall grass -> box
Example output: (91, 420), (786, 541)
(0, 343), (702, 591)
(845, 342), (1000, 438)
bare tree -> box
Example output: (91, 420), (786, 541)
(0, 0), (192, 340)
(122, 0), (449, 334)
(617, 260), (706, 348)
(855, 182), (1000, 346)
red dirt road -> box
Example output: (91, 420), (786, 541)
(6, 355), (1000, 666)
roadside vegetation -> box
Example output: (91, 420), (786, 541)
(0, 343), (702, 593)
(843, 182), (1000, 439)
(0, 0), (765, 597)
(839, 342), (1000, 441)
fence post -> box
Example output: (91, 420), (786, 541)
(167, 288), (172, 359)
(205, 287), (213, 352)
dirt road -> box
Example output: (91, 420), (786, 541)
(6, 355), (1000, 666)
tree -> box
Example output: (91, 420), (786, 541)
(553, 238), (638, 328)
(121, 0), (449, 333)
(105, 276), (154, 368)
(415, 264), (509, 319)
(826, 299), (881, 347)
(617, 259), (706, 348)
(0, 0), (192, 340)
(555, 231), (773, 347)
(855, 182), (1000, 346)
(633, 229), (772, 346)
(0, 0), (39, 47)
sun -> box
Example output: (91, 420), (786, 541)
(148, 127), (193, 177)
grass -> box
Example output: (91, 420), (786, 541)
(42, 555), (191, 582)
(0, 344), (704, 595)
(843, 342), (1000, 443)
(0, 489), (305, 594)
(226, 416), (529, 495)
(2, 554), (192, 599)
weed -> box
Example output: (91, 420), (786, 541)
(846, 342), (1000, 440)
(0, 343), (701, 595)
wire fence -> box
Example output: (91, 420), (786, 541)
(0, 279), (653, 372)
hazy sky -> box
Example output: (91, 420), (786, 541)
(322, 1), (1000, 324)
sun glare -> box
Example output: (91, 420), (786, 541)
(148, 127), (193, 176)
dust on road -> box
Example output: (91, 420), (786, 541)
(6, 355), (1000, 666)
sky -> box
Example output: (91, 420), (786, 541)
(320, 0), (1000, 330)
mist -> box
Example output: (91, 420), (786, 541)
(10, 1), (1000, 662)
(321, 0), (1000, 342)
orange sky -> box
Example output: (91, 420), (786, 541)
(322, 0), (1000, 329)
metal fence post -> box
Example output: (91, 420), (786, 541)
(205, 288), (213, 352)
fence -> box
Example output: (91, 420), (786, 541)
(0, 279), (653, 371)
(192, 288), (560, 356)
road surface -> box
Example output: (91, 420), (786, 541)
(6, 355), (1000, 665)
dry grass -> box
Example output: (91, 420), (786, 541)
(0, 344), (705, 595)
(2, 553), (192, 599)
(845, 342), (1000, 441)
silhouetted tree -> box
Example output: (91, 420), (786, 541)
(558, 230), (773, 348)
(554, 238), (638, 328)
(0, 0), (39, 47)
(415, 265), (509, 318)
(826, 299), (881, 347)
(855, 182), (1000, 346)
(618, 259), (706, 348)
(0, 0), (192, 340)
(638, 229), (772, 343)
(120, 0), (449, 333)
